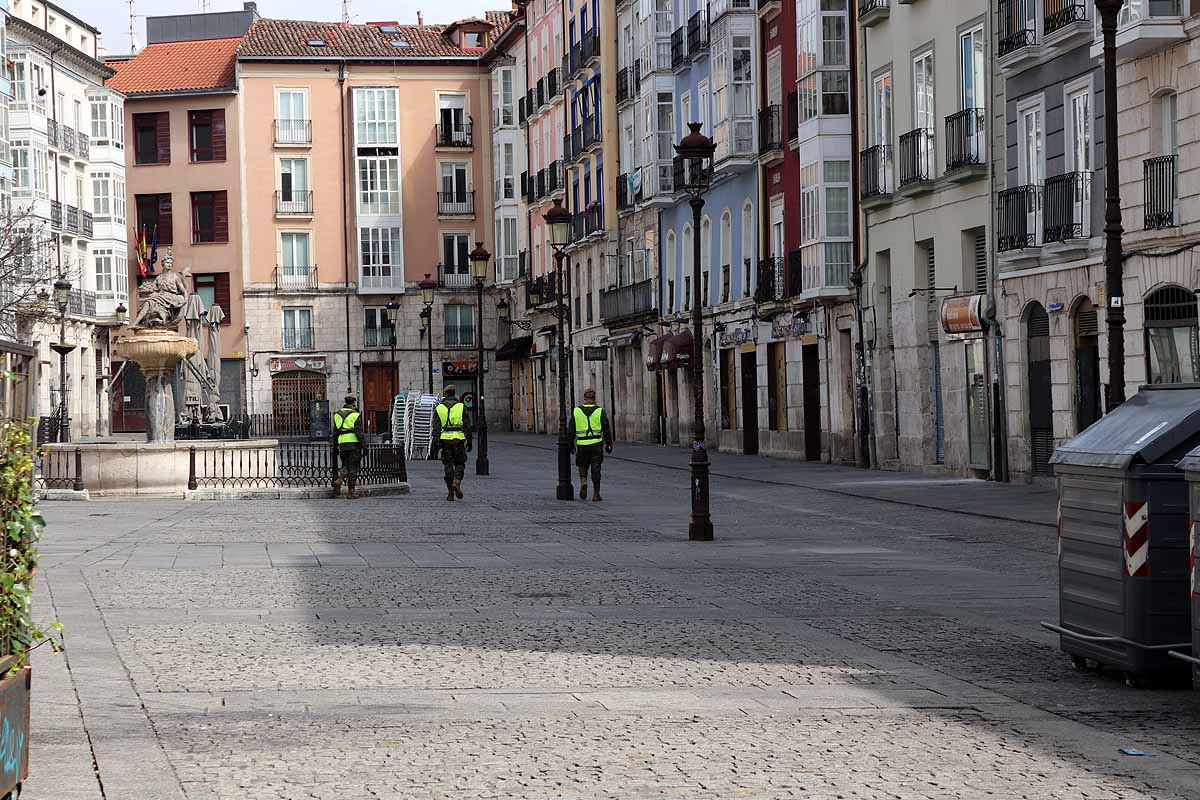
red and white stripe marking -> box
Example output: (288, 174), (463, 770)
(1057, 496), (1063, 560)
(1123, 501), (1150, 578)
(1189, 519), (1196, 602)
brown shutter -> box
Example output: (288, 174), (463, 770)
(214, 272), (231, 324)
(212, 109), (226, 161)
(157, 194), (173, 245)
(213, 191), (228, 243)
(155, 112), (171, 163)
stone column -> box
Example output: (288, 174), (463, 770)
(144, 367), (176, 443)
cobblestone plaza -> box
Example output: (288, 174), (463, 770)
(30, 435), (1200, 799)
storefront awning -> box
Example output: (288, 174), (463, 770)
(495, 335), (532, 362)
(608, 331), (642, 348)
(661, 330), (694, 370)
(645, 334), (670, 371)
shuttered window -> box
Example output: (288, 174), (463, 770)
(974, 230), (987, 294)
(192, 273), (231, 323)
(191, 191), (228, 243)
(135, 193), (173, 246)
(188, 109), (225, 162)
(133, 112), (170, 164)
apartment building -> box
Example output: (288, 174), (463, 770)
(108, 6), (256, 432)
(8, 0), (124, 439)
(237, 15), (511, 434)
(857, 0), (993, 476)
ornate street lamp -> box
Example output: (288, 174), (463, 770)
(114, 303), (127, 323)
(675, 122), (716, 542)
(385, 295), (400, 397)
(50, 278), (75, 443)
(419, 273), (437, 395)
(544, 199), (575, 501)
(1096, 0), (1126, 411)
(469, 242), (491, 476)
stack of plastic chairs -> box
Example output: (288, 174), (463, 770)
(391, 391), (408, 445)
(405, 393), (438, 461)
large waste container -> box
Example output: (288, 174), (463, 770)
(1170, 451), (1200, 683)
(1043, 384), (1198, 683)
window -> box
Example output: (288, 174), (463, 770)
(825, 160), (851, 237)
(440, 162), (469, 200)
(276, 90), (308, 144)
(282, 307), (314, 350)
(496, 216), (519, 282)
(872, 71), (892, 147)
(356, 156), (398, 214)
(91, 171), (125, 222)
(720, 211), (732, 303)
(493, 68), (514, 128)
(1145, 285), (1199, 384)
(438, 94), (469, 143)
(463, 31), (484, 48)
(190, 191), (228, 243)
(442, 232), (470, 274)
(95, 247), (115, 295)
(1019, 101), (1045, 186)
(913, 51), (935, 133)
(741, 202), (754, 297)
(501, 142), (515, 199)
(732, 36), (753, 118)
(192, 273), (231, 318)
(800, 163), (819, 243)
(135, 193), (173, 245)
(280, 232), (311, 281)
(700, 218), (711, 306)
(822, 71), (849, 116)
(959, 26), (986, 113)
(445, 303), (475, 347)
(364, 307), (394, 348)
(1067, 84), (1092, 174)
(360, 226), (403, 289)
(188, 109), (225, 162)
(354, 87), (398, 145)
(682, 225), (693, 310)
(666, 232), (677, 307)
(133, 112), (169, 164)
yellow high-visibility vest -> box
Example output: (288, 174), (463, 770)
(437, 402), (466, 441)
(573, 406), (604, 446)
(333, 409), (361, 445)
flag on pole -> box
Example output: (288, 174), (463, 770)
(149, 225), (158, 271)
(135, 226), (147, 278)
(138, 225), (150, 275)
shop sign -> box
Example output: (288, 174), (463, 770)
(723, 326), (755, 346)
(269, 355), (326, 374)
(771, 313), (811, 340)
(584, 346), (608, 361)
(443, 360), (478, 378)
(940, 294), (986, 336)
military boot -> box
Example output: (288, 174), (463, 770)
(332, 476), (343, 498)
(579, 469), (589, 499)
(591, 480), (602, 503)
(453, 479), (464, 499)
(446, 482), (455, 502)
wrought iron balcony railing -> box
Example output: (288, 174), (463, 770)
(275, 190), (314, 215)
(438, 264), (475, 290)
(275, 265), (318, 291)
(997, 184), (1043, 251)
(898, 129), (935, 187)
(600, 278), (655, 322)
(435, 118), (473, 148)
(437, 191), (475, 217)
(945, 109), (986, 171)
(1144, 155), (1178, 230)
(1043, 172), (1092, 243)
(274, 119), (313, 145)
(282, 327), (315, 351)
(860, 144), (892, 199)
(998, 0), (1038, 56)
(759, 105), (783, 154)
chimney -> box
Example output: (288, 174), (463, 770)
(417, 11), (423, 25)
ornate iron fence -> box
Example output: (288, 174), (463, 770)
(38, 447), (84, 491)
(188, 442), (406, 490)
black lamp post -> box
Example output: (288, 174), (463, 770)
(49, 278), (74, 443)
(385, 295), (400, 396)
(1096, 0), (1126, 411)
(469, 242), (491, 476)
(419, 273), (436, 395)
(675, 122), (716, 542)
(545, 199), (575, 501)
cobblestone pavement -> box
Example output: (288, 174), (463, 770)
(27, 433), (1200, 799)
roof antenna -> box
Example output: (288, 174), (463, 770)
(200, 0), (211, 11)
(341, 0), (352, 24)
(127, 0), (138, 52)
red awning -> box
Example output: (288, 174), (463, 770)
(645, 334), (670, 371)
(661, 330), (694, 370)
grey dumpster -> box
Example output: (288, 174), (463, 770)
(1042, 384), (1197, 683)
(1170, 451), (1200, 684)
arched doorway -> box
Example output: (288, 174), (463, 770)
(1026, 302), (1053, 477)
(1073, 298), (1101, 431)
(1145, 285), (1199, 384)
(271, 370), (327, 437)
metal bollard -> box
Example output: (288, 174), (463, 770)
(187, 446), (198, 491)
(72, 447), (84, 492)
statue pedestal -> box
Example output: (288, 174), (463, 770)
(112, 329), (198, 443)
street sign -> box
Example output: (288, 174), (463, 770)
(584, 346), (608, 361)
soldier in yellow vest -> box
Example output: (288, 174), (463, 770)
(331, 395), (365, 499)
(572, 387), (613, 502)
(432, 386), (473, 501)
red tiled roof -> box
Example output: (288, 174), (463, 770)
(238, 17), (505, 59)
(107, 37), (240, 96)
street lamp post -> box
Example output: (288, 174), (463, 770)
(469, 242), (491, 476)
(544, 199), (575, 501)
(1096, 0), (1126, 411)
(675, 122), (716, 542)
(49, 278), (75, 443)
(385, 295), (400, 402)
(419, 273), (436, 395)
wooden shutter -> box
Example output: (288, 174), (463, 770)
(157, 194), (173, 245)
(213, 191), (228, 243)
(155, 112), (171, 163)
(214, 272), (231, 324)
(212, 109), (226, 161)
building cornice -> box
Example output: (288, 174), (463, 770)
(8, 17), (114, 80)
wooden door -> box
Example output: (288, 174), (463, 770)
(802, 344), (821, 461)
(362, 363), (397, 435)
(740, 350), (759, 455)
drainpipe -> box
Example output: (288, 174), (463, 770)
(656, 206), (665, 444)
(849, 4), (872, 469)
(984, 8), (1009, 483)
(339, 61), (353, 395)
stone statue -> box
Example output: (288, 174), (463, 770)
(134, 248), (188, 328)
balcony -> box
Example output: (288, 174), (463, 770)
(1144, 155), (1177, 230)
(1045, 0), (1089, 40)
(998, 0), (1040, 70)
(997, 184), (1043, 253)
(581, 29), (601, 67)
(445, 324), (476, 349)
(753, 257), (787, 303)
(81, 211), (93, 238)
(582, 116), (602, 152)
(438, 264), (475, 290)
(586, 205), (604, 237)
(1092, 0), (1186, 60)
(710, 0), (753, 20)
(616, 67), (632, 104)
(671, 27), (687, 69)
(526, 271), (560, 308)
(76, 133), (90, 161)
(275, 190), (314, 216)
(282, 327), (315, 352)
(437, 191), (475, 217)
(535, 79), (546, 110)
(617, 174), (632, 211)
(600, 278), (655, 323)
(275, 265), (318, 292)
(1043, 172), (1093, 247)
(687, 10), (709, 57)
(518, 97), (528, 126)
(49, 199), (61, 230)
(859, 145), (893, 206)
(546, 68), (560, 99)
(67, 288), (97, 317)
(800, 244), (852, 294)
(897, 129), (935, 192)
(859, 0), (889, 27)
(944, 109), (986, 178)
(786, 91), (799, 143)
(274, 119), (312, 146)
(65, 205), (80, 234)
(547, 160), (564, 196)
(435, 118), (473, 149)
(363, 325), (395, 350)
(758, 105), (783, 165)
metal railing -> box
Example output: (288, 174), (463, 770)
(585, 205), (604, 236)
(860, 144), (892, 199)
(67, 288), (96, 316)
(233, 413), (394, 440)
(38, 447), (84, 491)
(997, 184), (1043, 251)
(754, 257), (786, 302)
(1145, 155), (1177, 230)
(188, 442), (407, 490)
(49, 200), (61, 230)
(786, 90), (799, 141)
(617, 67), (631, 103)
(526, 272), (560, 307)
(437, 191), (475, 216)
(671, 27), (687, 68)
(76, 132), (90, 160)
(581, 29), (600, 65)
(546, 68), (560, 98)
(600, 278), (655, 322)
(274, 119), (312, 145)
(275, 265), (318, 291)
(438, 264), (475, 289)
(363, 325), (395, 349)
(66, 205), (80, 234)
(81, 211), (93, 238)
(582, 115), (602, 150)
(859, 0), (889, 15)
(998, 0), (1038, 56)
(898, 129), (935, 187)
(617, 174), (631, 210)
(282, 327), (315, 351)
(687, 10), (709, 56)
(1045, 0), (1087, 34)
(759, 105), (783, 154)
(276, 190), (314, 215)
(1043, 172), (1092, 242)
(945, 109), (986, 171)
(445, 324), (475, 349)
(435, 118), (473, 148)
